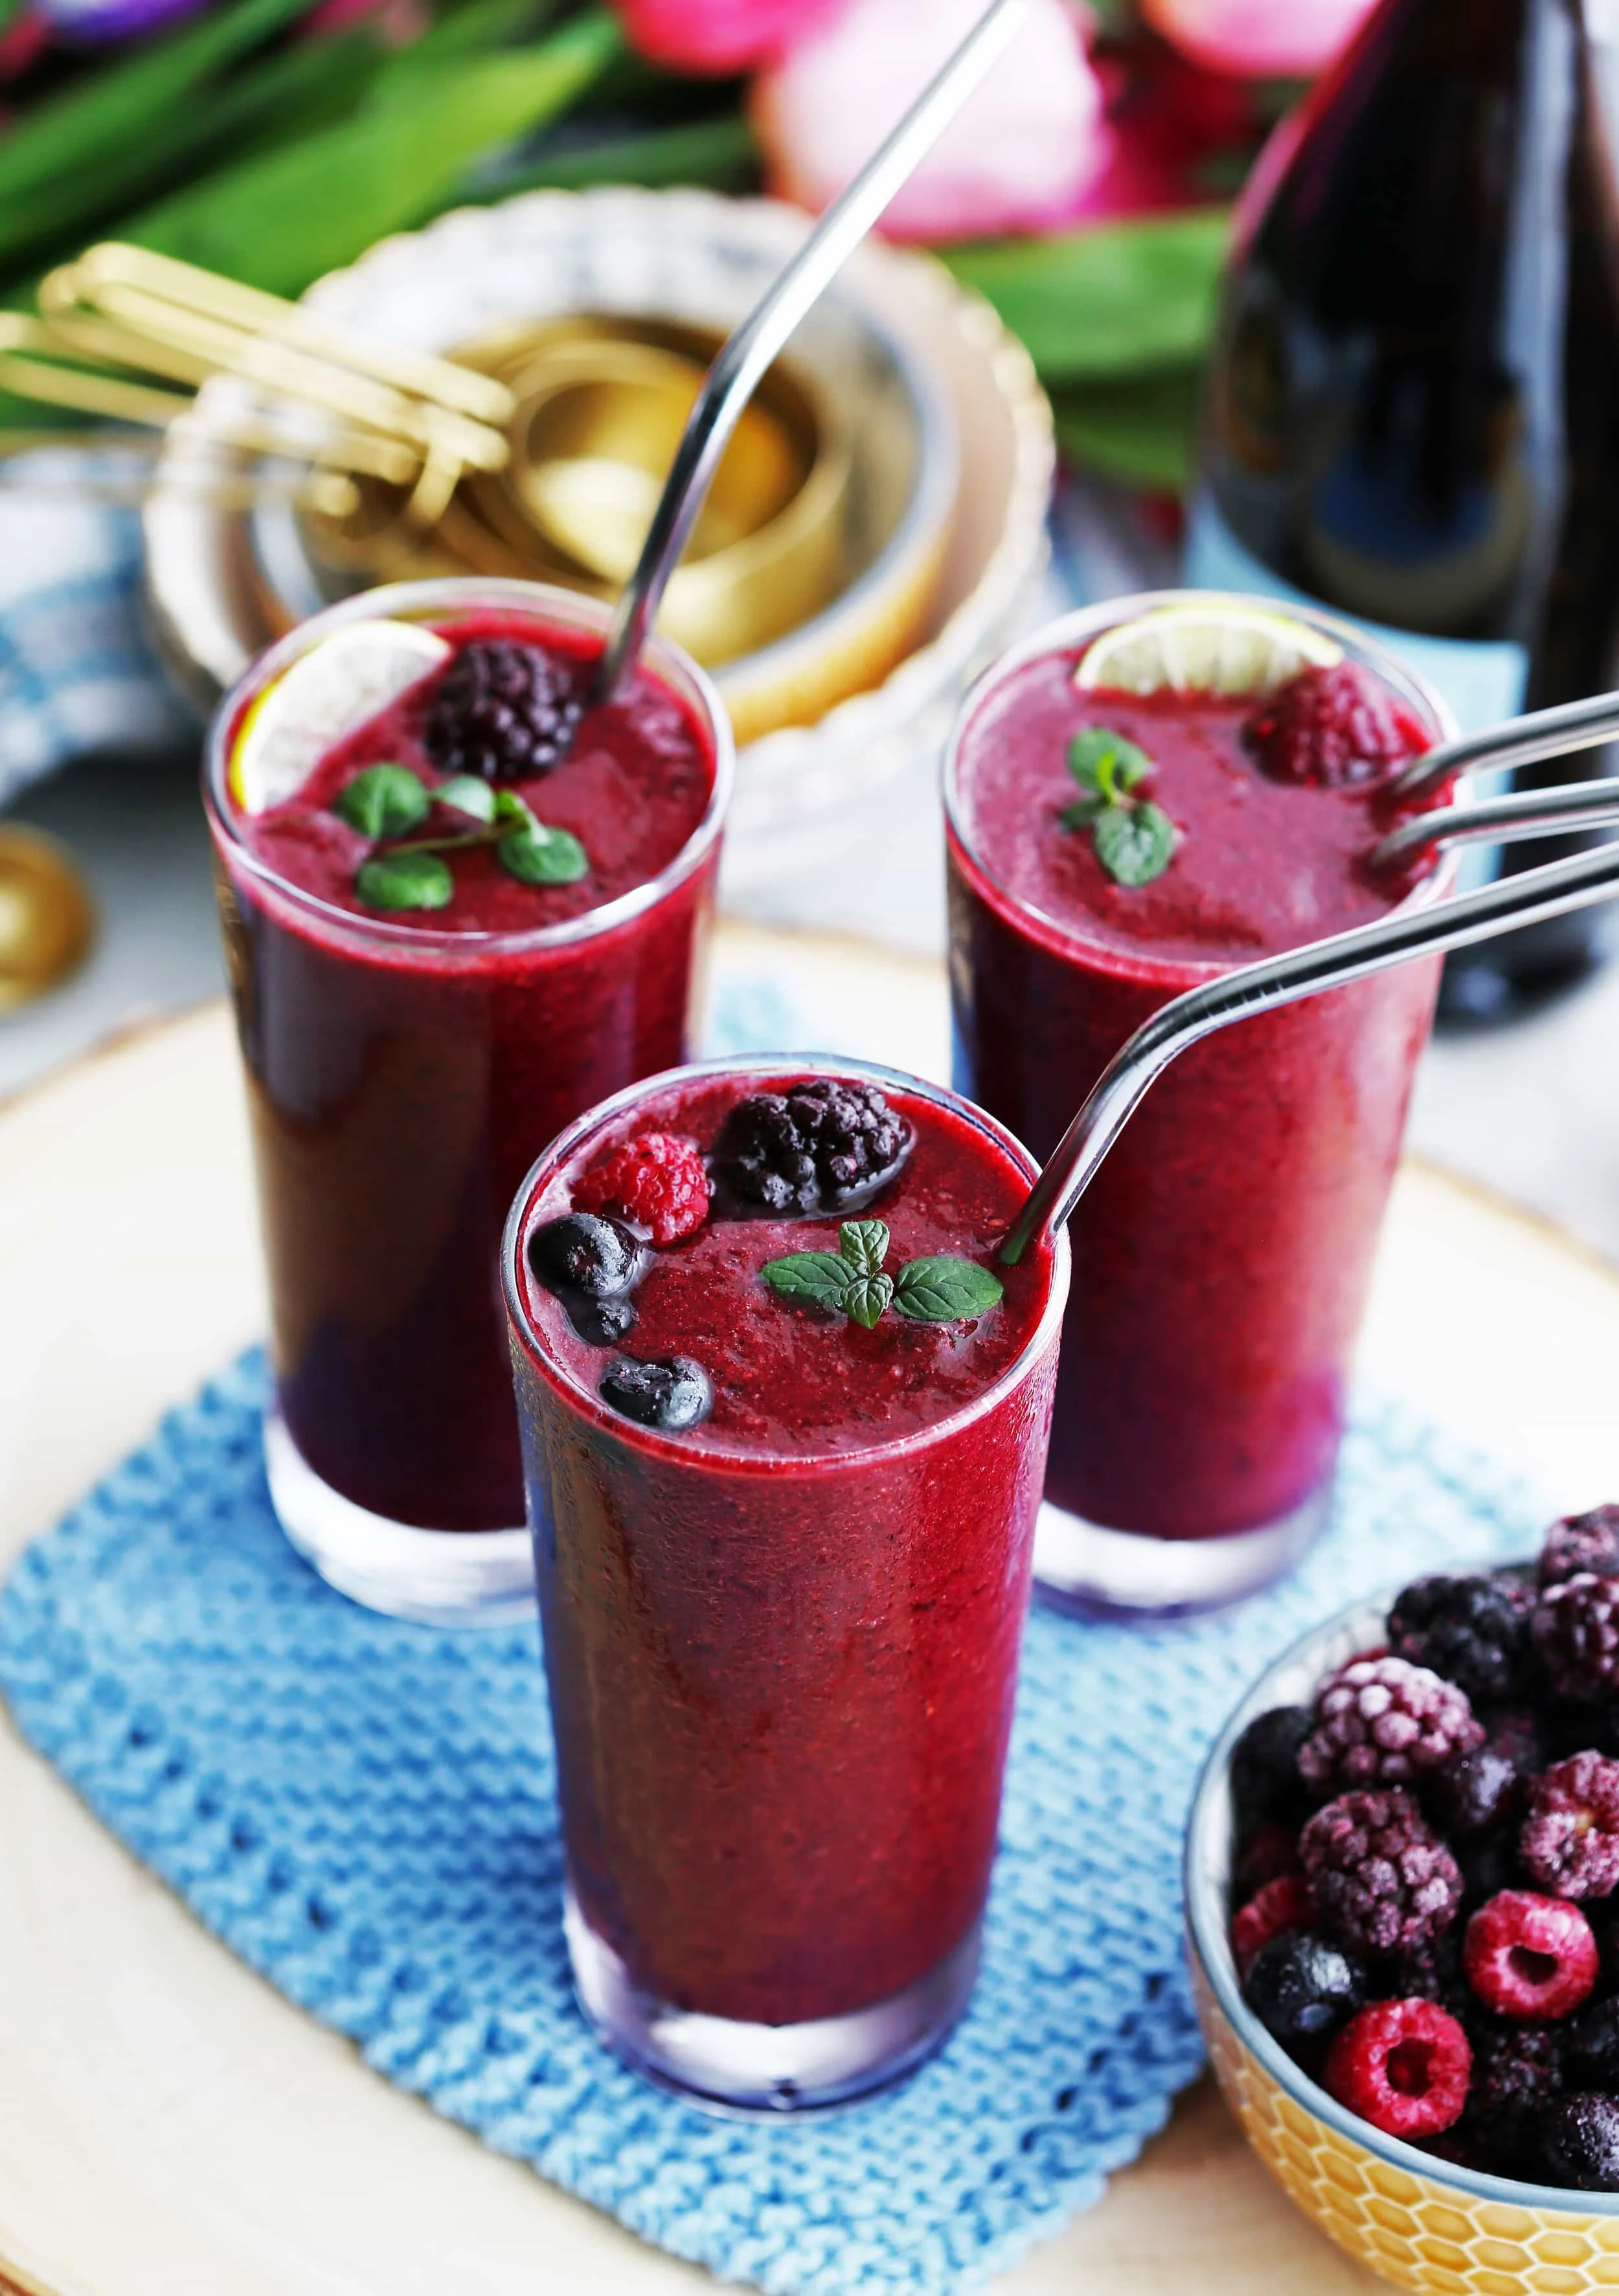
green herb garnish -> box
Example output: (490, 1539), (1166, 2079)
(763, 1219), (1002, 1329)
(1059, 725), (1176, 886)
(332, 764), (591, 909)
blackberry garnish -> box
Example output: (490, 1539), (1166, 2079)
(600, 1355), (712, 1432)
(424, 638), (583, 781)
(1388, 1571), (1537, 1704)
(528, 1212), (647, 1302)
(1230, 1705), (1314, 1837)
(709, 1079), (914, 1217)
(1242, 1931), (1366, 2053)
(1300, 1788), (1464, 1955)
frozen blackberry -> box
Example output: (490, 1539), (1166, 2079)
(599, 1355), (712, 1433)
(424, 638), (583, 781)
(528, 1212), (647, 1301)
(1540, 2093), (1619, 2191)
(1465, 2021), (1565, 2174)
(1387, 1571), (1536, 1704)
(1427, 1745), (1522, 1840)
(1388, 1924), (1467, 2014)
(1243, 1930), (1366, 2051)
(1455, 1825), (1521, 1913)
(1232, 1819), (1304, 1900)
(1298, 1656), (1484, 1791)
(1533, 1573), (1619, 1702)
(708, 1079), (914, 1217)
(1541, 1506), (1619, 1589)
(1521, 1753), (1619, 1898)
(1230, 1705), (1314, 1836)
(1566, 1998), (1619, 2092)
(1300, 1789), (1464, 1955)
(1482, 1705), (1551, 1779)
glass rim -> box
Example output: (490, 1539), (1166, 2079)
(501, 1052), (1073, 1478)
(203, 577), (734, 956)
(941, 589), (1464, 989)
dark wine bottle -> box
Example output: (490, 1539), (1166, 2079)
(1186, 0), (1619, 1026)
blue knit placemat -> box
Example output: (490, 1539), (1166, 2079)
(0, 1355), (1543, 2293)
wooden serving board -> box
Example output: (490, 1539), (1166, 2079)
(1, 928), (1616, 2296)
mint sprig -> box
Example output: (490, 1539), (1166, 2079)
(763, 1219), (1002, 1329)
(1059, 725), (1176, 887)
(334, 765), (591, 910)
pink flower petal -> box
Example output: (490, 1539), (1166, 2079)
(615, 0), (844, 76)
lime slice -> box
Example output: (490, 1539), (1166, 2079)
(229, 620), (452, 814)
(1074, 603), (1343, 697)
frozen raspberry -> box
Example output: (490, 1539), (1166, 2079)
(1388, 1572), (1537, 1705)
(1464, 1891), (1598, 2020)
(424, 638), (583, 780)
(1232, 1819), (1304, 1899)
(709, 1079), (914, 1217)
(1534, 1573), (1619, 1702)
(1243, 1930), (1366, 2051)
(1245, 661), (1423, 789)
(1566, 1998), (1619, 2092)
(1541, 1507), (1619, 1589)
(1301, 1790), (1464, 1955)
(1299, 1656), (1484, 1791)
(1465, 2020), (1565, 2174)
(1540, 2094), (1619, 2190)
(1324, 1999), (1473, 2139)
(574, 1133), (710, 1246)
(1521, 1753), (1619, 1898)
(1427, 1745), (1523, 1841)
(1232, 1875), (1315, 1977)
(1230, 1705), (1313, 1836)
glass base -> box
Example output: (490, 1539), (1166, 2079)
(1032, 1482), (1331, 1620)
(563, 1884), (980, 2115)
(263, 1408), (535, 1628)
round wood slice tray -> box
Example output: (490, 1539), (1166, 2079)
(1, 932), (1615, 2296)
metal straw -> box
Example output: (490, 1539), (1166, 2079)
(592, 0), (1028, 706)
(999, 838), (1619, 1266)
(1372, 774), (1619, 870)
(1394, 686), (1619, 799)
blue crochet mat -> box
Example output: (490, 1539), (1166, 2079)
(0, 1355), (1542, 2294)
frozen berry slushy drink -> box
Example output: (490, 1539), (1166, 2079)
(946, 596), (1455, 1615)
(503, 1057), (1068, 2110)
(206, 580), (730, 1623)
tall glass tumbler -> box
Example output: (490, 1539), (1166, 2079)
(206, 580), (731, 1625)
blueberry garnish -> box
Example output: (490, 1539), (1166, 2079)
(600, 1355), (712, 1432)
(567, 1296), (637, 1347)
(528, 1212), (647, 1301)
(709, 1079), (914, 1219)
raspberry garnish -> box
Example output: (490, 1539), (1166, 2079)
(424, 638), (583, 780)
(1541, 1506), (1619, 1589)
(1387, 1571), (1537, 1705)
(1532, 1572), (1619, 1700)
(1244, 661), (1425, 789)
(1520, 1752), (1619, 1898)
(1232, 1874), (1314, 1977)
(1298, 1656), (1483, 1791)
(574, 1132), (711, 1245)
(1464, 1891), (1598, 2020)
(1300, 1789), (1464, 1955)
(1323, 1999), (1473, 2140)
(708, 1079), (914, 1217)
(1540, 2094), (1619, 2191)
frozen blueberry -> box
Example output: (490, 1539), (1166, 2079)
(528, 1212), (647, 1301)
(600, 1355), (712, 1432)
(566, 1296), (637, 1347)
(1230, 1705), (1315, 1836)
(1243, 1931), (1367, 2052)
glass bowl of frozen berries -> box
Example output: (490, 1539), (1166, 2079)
(1185, 1507), (1619, 2293)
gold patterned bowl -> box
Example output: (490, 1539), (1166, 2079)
(1186, 1592), (1619, 2296)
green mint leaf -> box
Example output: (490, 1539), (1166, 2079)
(843, 1272), (894, 1329)
(334, 763), (429, 840)
(1058, 795), (1105, 833)
(498, 824), (589, 886)
(1094, 800), (1175, 888)
(434, 774), (495, 824)
(762, 1252), (856, 1311)
(493, 789), (536, 826)
(1069, 726), (1153, 807)
(838, 1219), (890, 1276)
(893, 1255), (1005, 1323)
(355, 850), (453, 911)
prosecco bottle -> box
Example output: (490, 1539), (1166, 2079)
(1186, 0), (1619, 1024)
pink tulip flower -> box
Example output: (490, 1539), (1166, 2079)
(753, 0), (1111, 243)
(1140, 0), (1379, 81)
(615, 0), (843, 76)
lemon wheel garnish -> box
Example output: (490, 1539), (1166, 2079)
(229, 620), (452, 815)
(1074, 602), (1343, 697)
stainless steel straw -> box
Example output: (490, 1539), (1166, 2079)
(1394, 686), (1619, 799)
(999, 837), (1619, 1266)
(592, 0), (1028, 706)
